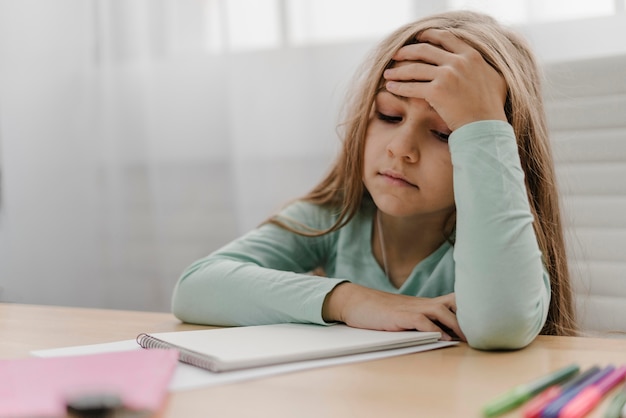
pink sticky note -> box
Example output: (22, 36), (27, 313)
(0, 349), (178, 417)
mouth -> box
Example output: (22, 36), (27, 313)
(379, 170), (418, 189)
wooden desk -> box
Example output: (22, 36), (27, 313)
(2, 303), (625, 418)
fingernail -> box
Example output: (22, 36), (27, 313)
(386, 81), (398, 90)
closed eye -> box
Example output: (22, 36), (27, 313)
(377, 112), (403, 124)
(431, 130), (450, 143)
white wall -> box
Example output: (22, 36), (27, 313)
(1, 1), (625, 316)
(0, 0), (370, 311)
(0, 1), (236, 309)
(543, 54), (626, 336)
(226, 44), (369, 232)
(520, 14), (626, 64)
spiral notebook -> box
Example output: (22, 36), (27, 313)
(136, 323), (441, 373)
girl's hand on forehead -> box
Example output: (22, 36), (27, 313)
(383, 28), (507, 132)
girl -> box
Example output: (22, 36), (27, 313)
(172, 11), (576, 350)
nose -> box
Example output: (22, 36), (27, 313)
(386, 125), (419, 163)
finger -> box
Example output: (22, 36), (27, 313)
(385, 80), (429, 100)
(438, 293), (457, 313)
(392, 42), (449, 64)
(434, 321), (465, 342)
(448, 301), (457, 314)
(410, 316), (453, 341)
(383, 61), (437, 82)
(428, 305), (466, 342)
(417, 28), (472, 55)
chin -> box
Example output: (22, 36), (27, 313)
(374, 196), (455, 220)
(372, 197), (415, 217)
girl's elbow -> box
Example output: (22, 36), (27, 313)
(466, 328), (536, 351)
(171, 287), (192, 323)
(170, 260), (217, 323)
(171, 280), (207, 324)
(461, 314), (543, 351)
(171, 305), (188, 323)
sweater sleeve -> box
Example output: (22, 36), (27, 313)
(171, 202), (346, 326)
(450, 120), (550, 350)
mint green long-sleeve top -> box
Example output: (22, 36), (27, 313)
(172, 121), (550, 350)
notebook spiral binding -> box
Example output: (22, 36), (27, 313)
(136, 333), (220, 372)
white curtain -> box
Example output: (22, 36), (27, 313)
(3, 0), (622, 312)
(0, 0), (371, 311)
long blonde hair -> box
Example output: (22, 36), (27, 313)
(269, 11), (576, 336)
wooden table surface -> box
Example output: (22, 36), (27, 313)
(2, 303), (625, 418)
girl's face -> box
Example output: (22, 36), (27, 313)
(362, 89), (455, 221)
